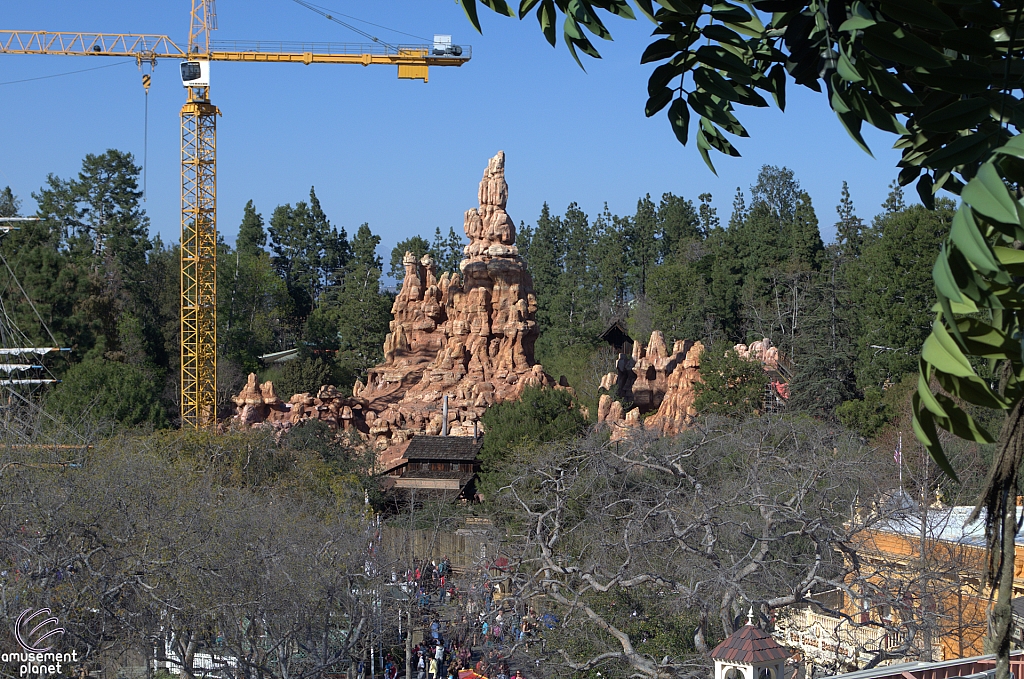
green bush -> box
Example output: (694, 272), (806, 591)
(693, 344), (770, 416)
(479, 385), (588, 478)
(46, 358), (167, 429)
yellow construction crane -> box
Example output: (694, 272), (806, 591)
(0, 0), (470, 429)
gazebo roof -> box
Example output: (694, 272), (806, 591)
(710, 624), (790, 664)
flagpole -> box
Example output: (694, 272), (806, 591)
(898, 432), (903, 491)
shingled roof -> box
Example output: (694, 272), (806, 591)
(710, 624), (790, 664)
(404, 436), (482, 462)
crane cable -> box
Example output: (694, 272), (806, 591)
(290, 0), (429, 48)
(142, 72), (151, 201)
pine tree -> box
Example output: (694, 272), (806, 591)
(388, 235), (430, 280)
(728, 187), (746, 229)
(237, 200), (267, 258)
(528, 203), (565, 334)
(658, 192), (700, 258)
(625, 194), (660, 298)
(554, 202), (598, 345)
(334, 223), (390, 369)
(698, 192), (719, 234)
(0, 187), (19, 218)
(788, 190), (824, 271)
(847, 198), (955, 387)
(834, 181), (864, 261)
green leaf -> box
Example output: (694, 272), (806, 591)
(917, 172), (935, 209)
(849, 87), (909, 134)
(921, 318), (977, 378)
(668, 97), (690, 144)
(602, 1), (636, 19)
(537, 0), (557, 45)
(915, 60), (992, 95)
(912, 390), (960, 481)
(646, 87), (675, 116)
(934, 390), (997, 443)
(710, 3), (753, 22)
(480, 0), (517, 16)
(568, 0), (613, 40)
(695, 45), (752, 80)
(695, 127), (718, 174)
(839, 15), (876, 31)
(957, 317), (1018, 361)
(917, 370), (950, 419)
(863, 23), (949, 69)
(837, 48), (863, 82)
(460, 0), (484, 33)
(993, 245), (1024, 271)
(648, 58), (687, 94)
(993, 134), (1024, 160)
(949, 206), (1001, 274)
(924, 130), (998, 171)
(694, 67), (743, 102)
(688, 91), (748, 135)
(961, 162), (1020, 226)
(857, 56), (921, 107)
(519, 0), (543, 19)
(917, 98), (991, 133)
(635, 0), (658, 21)
(836, 110), (873, 155)
(768, 63), (786, 110)
(940, 27), (996, 56)
(702, 24), (748, 50)
(880, 0), (957, 31)
(642, 38), (680, 63)
(932, 245), (965, 303)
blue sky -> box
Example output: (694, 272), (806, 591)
(1, 1), (905, 269)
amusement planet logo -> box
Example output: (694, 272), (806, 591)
(2, 608), (78, 676)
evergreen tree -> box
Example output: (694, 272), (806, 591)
(835, 181), (864, 261)
(847, 198), (955, 388)
(0, 186), (19, 218)
(553, 203), (599, 345)
(429, 226), (464, 274)
(624, 194), (659, 298)
(388, 235), (430, 280)
(237, 200), (267, 258)
(333, 224), (391, 371)
(528, 203), (565, 334)
(788, 191), (824, 271)
(267, 187), (350, 336)
(698, 192), (719, 233)
(787, 250), (857, 416)
(658, 192), (700, 258)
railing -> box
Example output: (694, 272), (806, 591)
(210, 40), (471, 60)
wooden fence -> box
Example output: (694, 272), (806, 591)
(381, 524), (497, 574)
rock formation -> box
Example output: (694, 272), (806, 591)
(228, 151), (560, 452)
(597, 332), (704, 440)
(597, 334), (786, 439)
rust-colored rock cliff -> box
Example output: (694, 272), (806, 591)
(229, 151), (559, 453)
(597, 334), (786, 439)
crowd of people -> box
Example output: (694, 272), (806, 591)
(387, 556), (553, 679)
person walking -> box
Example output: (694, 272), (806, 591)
(417, 653), (426, 679)
(429, 656), (439, 679)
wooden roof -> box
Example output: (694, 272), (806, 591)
(404, 435), (482, 462)
(599, 321), (632, 347)
(710, 624), (790, 664)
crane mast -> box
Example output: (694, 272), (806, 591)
(0, 1), (470, 429)
(180, 0), (218, 428)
